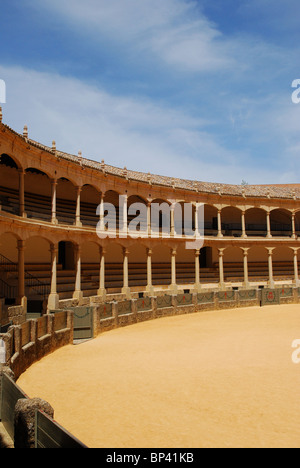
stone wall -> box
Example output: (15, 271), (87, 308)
(0, 311), (73, 379)
(88, 287), (300, 337)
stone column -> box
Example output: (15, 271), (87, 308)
(266, 211), (272, 238)
(73, 245), (83, 301)
(292, 248), (299, 286)
(241, 211), (247, 238)
(51, 179), (58, 224)
(120, 194), (128, 238)
(170, 204), (175, 237)
(217, 209), (223, 238)
(218, 248), (225, 290)
(292, 212), (296, 239)
(122, 248), (131, 298)
(194, 249), (201, 292)
(47, 243), (59, 310)
(19, 169), (25, 217)
(170, 248), (178, 293)
(242, 247), (250, 288)
(97, 247), (106, 298)
(17, 240), (26, 307)
(267, 247), (275, 288)
(147, 201), (152, 238)
(146, 248), (154, 294)
(99, 193), (105, 232)
(75, 186), (82, 227)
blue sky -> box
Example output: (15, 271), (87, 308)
(0, 0), (300, 184)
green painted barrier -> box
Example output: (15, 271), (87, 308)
(197, 292), (214, 304)
(177, 293), (193, 306)
(261, 289), (280, 306)
(157, 295), (172, 309)
(35, 410), (88, 449)
(137, 297), (152, 312)
(217, 291), (235, 302)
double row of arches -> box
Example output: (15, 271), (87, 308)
(1, 154), (300, 238)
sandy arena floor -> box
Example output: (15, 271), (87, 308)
(17, 304), (300, 448)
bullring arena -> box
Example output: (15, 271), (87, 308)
(0, 108), (300, 448)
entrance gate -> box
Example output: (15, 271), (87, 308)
(261, 289), (280, 306)
(72, 307), (93, 340)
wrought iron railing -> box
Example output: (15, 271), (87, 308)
(0, 278), (17, 299)
(0, 253), (49, 298)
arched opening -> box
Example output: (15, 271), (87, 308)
(0, 154), (21, 216)
(221, 207), (242, 237)
(151, 199), (172, 236)
(203, 205), (218, 236)
(128, 244), (147, 290)
(245, 208), (267, 237)
(223, 247), (244, 283)
(173, 202), (196, 237)
(152, 245), (171, 287)
(104, 190), (121, 233)
(270, 209), (292, 237)
(0, 233), (19, 308)
(25, 168), (52, 222)
(200, 247), (216, 284)
(273, 246), (294, 281)
(248, 246), (268, 283)
(56, 178), (77, 225)
(176, 244), (195, 286)
(57, 240), (76, 299)
(81, 241), (100, 297)
(105, 243), (123, 293)
(81, 185), (101, 227)
(25, 236), (52, 314)
(128, 195), (148, 235)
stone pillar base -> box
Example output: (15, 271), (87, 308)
(146, 285), (154, 295)
(122, 287), (131, 299)
(73, 290), (83, 302)
(47, 293), (60, 311)
(97, 288), (107, 300)
(169, 284), (178, 294)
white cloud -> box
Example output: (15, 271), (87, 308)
(0, 63), (269, 184)
(28, 0), (235, 73)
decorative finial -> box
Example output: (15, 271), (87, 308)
(0, 107), (2, 123)
(52, 141), (56, 152)
(23, 125), (28, 139)
(78, 151), (83, 166)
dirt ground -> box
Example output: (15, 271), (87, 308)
(17, 304), (300, 448)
